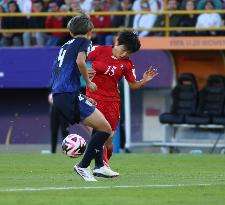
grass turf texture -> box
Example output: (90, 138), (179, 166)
(0, 153), (225, 205)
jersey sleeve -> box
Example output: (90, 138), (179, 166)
(124, 60), (136, 82)
(87, 45), (100, 61)
(78, 39), (92, 54)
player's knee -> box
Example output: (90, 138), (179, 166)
(94, 124), (112, 135)
(101, 123), (112, 135)
(95, 118), (112, 134)
(104, 125), (112, 135)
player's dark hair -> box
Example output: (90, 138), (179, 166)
(117, 31), (141, 53)
(67, 14), (94, 36)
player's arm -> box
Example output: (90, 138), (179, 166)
(88, 69), (96, 80)
(76, 51), (97, 92)
(128, 67), (158, 90)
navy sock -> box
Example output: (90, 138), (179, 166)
(91, 130), (104, 168)
(78, 131), (110, 168)
(94, 146), (104, 168)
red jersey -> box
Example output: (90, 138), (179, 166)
(86, 46), (136, 101)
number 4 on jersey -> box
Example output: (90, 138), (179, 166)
(58, 48), (67, 67)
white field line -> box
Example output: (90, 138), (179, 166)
(0, 183), (223, 192)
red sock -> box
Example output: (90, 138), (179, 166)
(107, 144), (114, 160)
(103, 145), (109, 165)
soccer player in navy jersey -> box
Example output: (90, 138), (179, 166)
(50, 14), (119, 181)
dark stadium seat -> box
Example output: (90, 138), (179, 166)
(212, 110), (225, 125)
(212, 83), (225, 125)
(185, 75), (225, 125)
(159, 73), (198, 124)
(158, 74), (225, 153)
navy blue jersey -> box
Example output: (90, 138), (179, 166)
(50, 37), (92, 94)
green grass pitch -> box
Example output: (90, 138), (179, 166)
(0, 153), (225, 205)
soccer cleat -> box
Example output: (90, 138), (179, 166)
(93, 165), (119, 178)
(74, 165), (97, 182)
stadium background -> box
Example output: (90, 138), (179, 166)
(0, 0), (225, 154)
(0, 1), (225, 205)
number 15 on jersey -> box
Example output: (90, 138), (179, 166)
(104, 65), (116, 76)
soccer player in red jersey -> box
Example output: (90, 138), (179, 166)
(86, 31), (158, 173)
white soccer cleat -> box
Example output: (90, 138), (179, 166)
(93, 165), (119, 178)
(74, 165), (97, 182)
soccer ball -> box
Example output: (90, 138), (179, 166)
(62, 134), (86, 158)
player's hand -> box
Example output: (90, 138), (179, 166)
(88, 69), (96, 80)
(142, 66), (158, 83)
(87, 81), (97, 92)
(87, 97), (97, 105)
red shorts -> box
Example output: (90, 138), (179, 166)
(96, 100), (120, 131)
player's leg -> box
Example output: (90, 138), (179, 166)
(91, 100), (110, 166)
(53, 93), (118, 180)
(75, 108), (117, 181)
(101, 101), (120, 164)
(50, 106), (60, 153)
(75, 95), (120, 180)
(104, 132), (114, 160)
(88, 128), (119, 178)
(59, 115), (69, 140)
(78, 97), (120, 179)
(92, 100), (119, 166)
(91, 128), (119, 178)
(53, 93), (109, 165)
(78, 108), (111, 167)
(102, 132), (114, 166)
(82, 108), (112, 133)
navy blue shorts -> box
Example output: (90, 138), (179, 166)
(53, 93), (95, 125)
